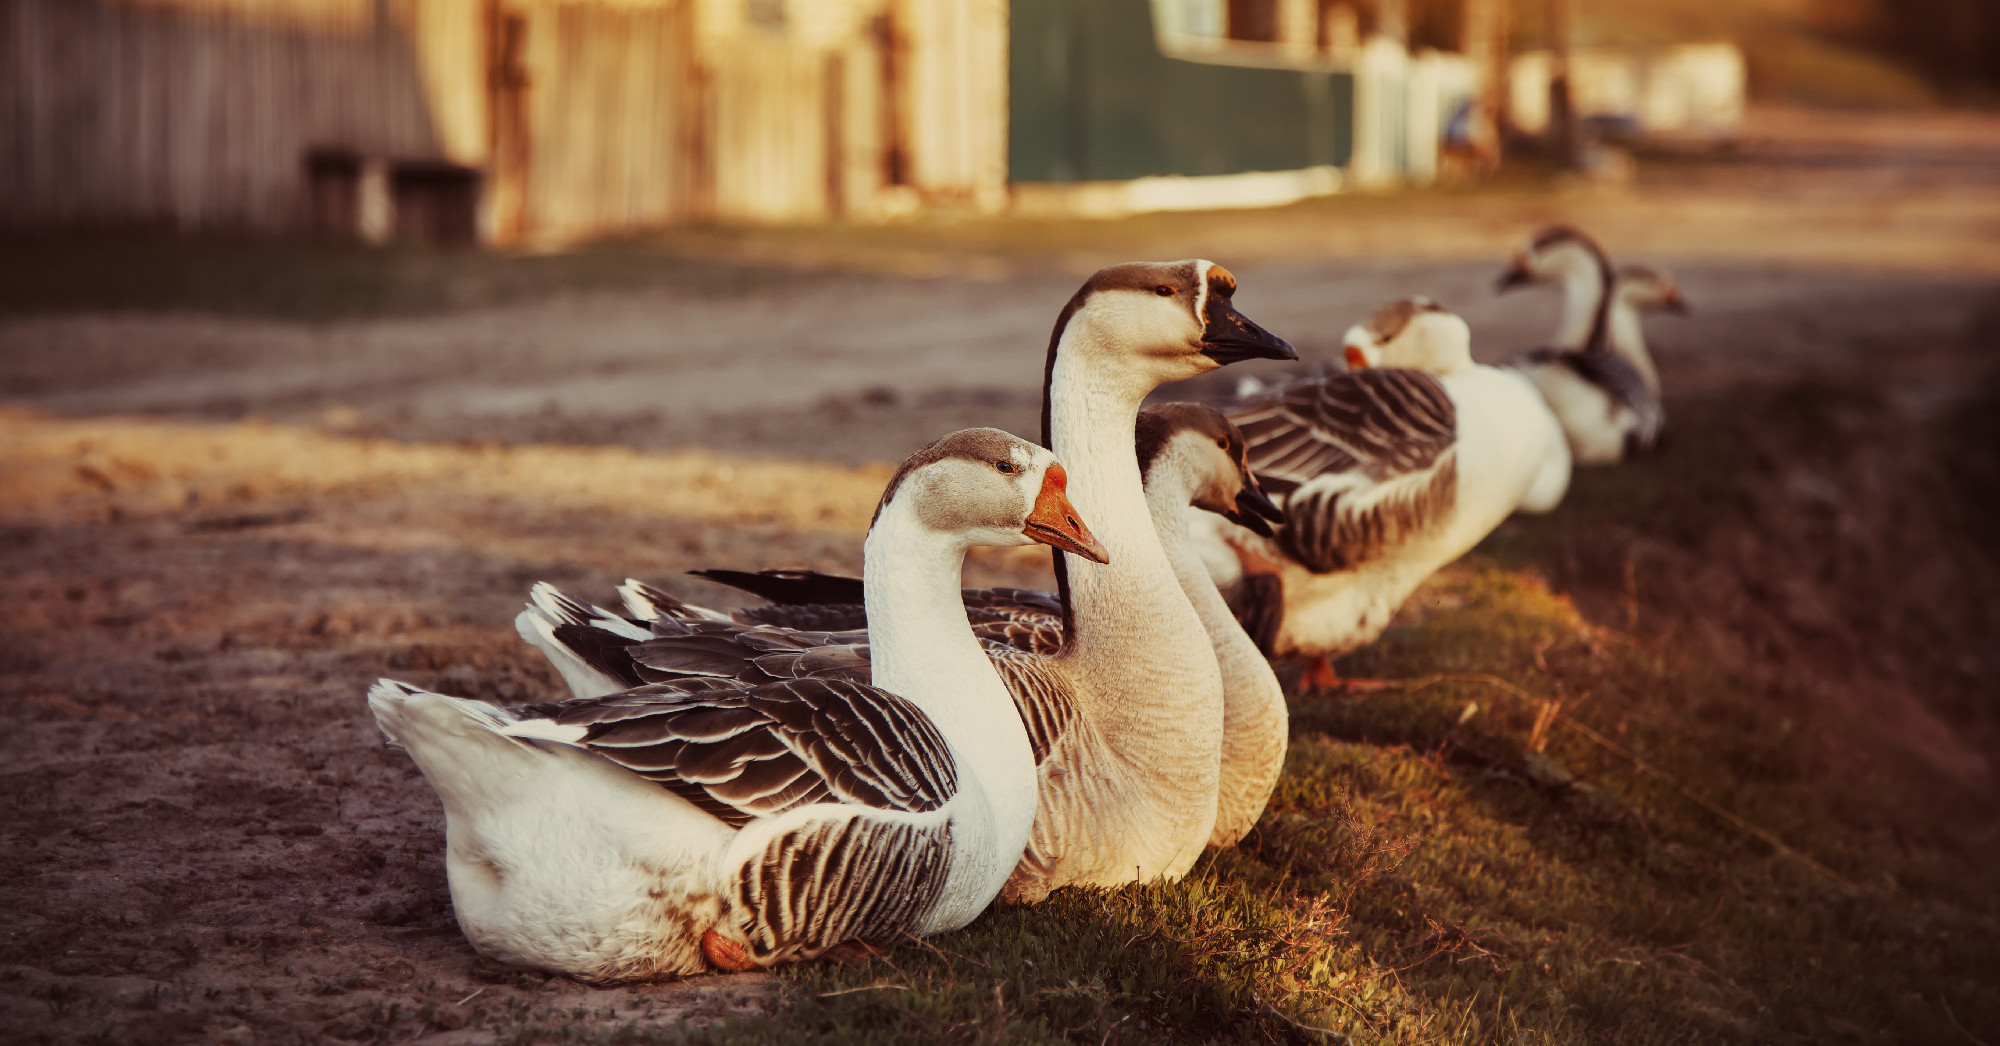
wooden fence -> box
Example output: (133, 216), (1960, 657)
(509, 0), (696, 240)
(0, 0), (448, 232)
(1, 0), (1008, 241)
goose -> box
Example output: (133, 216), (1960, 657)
(1604, 263), (1689, 399)
(366, 428), (1108, 983)
(1495, 226), (1684, 464)
(1195, 297), (1571, 692)
(518, 261), (1297, 902)
(663, 404), (1291, 849)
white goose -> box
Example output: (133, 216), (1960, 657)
(674, 404), (1291, 850)
(519, 262), (1298, 902)
(1604, 263), (1689, 399)
(999, 261), (1292, 896)
(367, 429), (1107, 982)
(1131, 405), (1289, 848)
(1495, 226), (1684, 464)
(1196, 297), (1571, 691)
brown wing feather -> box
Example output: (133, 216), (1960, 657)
(535, 586), (1081, 780)
(1278, 449), (1459, 572)
(1229, 370), (1459, 573)
(731, 816), (953, 965)
(1229, 370), (1456, 496)
(535, 677), (959, 828)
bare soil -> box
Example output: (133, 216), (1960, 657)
(2, 106), (1997, 1044)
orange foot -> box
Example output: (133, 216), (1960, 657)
(1298, 655), (1394, 694)
(821, 940), (888, 965)
(701, 931), (759, 973)
(1299, 655), (1340, 693)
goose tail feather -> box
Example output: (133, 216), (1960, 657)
(619, 579), (731, 624)
(515, 583), (650, 699)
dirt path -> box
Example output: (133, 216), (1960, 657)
(0, 413), (1072, 1045)
(4, 261), (1990, 465)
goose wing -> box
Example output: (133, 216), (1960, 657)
(628, 618), (1075, 766)
(962, 586), (1065, 618)
(734, 600), (1060, 641)
(1557, 349), (1665, 452)
(625, 626), (874, 686)
(524, 676), (959, 828)
(689, 569), (867, 607)
(528, 581), (1078, 769)
(685, 570), (1069, 653)
(1229, 370), (1459, 573)
(971, 613), (1065, 657)
(734, 602), (871, 632)
(1508, 346), (1665, 454)
(979, 645), (1081, 766)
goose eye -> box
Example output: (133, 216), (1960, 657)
(994, 460), (1017, 474)
(1155, 285), (1174, 297)
(1216, 437), (1229, 450)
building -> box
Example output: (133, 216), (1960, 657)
(2, 0), (1522, 244)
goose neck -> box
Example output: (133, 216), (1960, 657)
(861, 503), (1021, 764)
(1046, 348), (1214, 677)
(1143, 468), (1213, 610)
(1144, 462), (1254, 653)
(1555, 264), (1609, 350)
(1605, 300), (1663, 398)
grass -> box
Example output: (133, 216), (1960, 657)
(652, 589), (1989, 1045)
(7, 156), (1997, 1044)
(454, 379), (2000, 1044)
(458, 592), (1993, 1044)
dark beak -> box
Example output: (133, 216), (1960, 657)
(1662, 290), (1691, 316)
(1495, 260), (1534, 294)
(1201, 300), (1298, 365)
(1224, 484), (1286, 537)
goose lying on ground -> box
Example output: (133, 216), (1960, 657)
(1496, 226), (1684, 464)
(367, 428), (1106, 983)
(1197, 297), (1571, 691)
(519, 261), (1296, 902)
(669, 404), (1291, 849)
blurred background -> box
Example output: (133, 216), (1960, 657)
(4, 0), (1998, 239)
(3, 0), (2000, 1042)
(3, 0), (1998, 458)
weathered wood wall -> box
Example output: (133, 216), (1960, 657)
(709, 33), (831, 223)
(902, 0), (1007, 209)
(1, 0), (1009, 240)
(0, 0), (452, 231)
(513, 0), (694, 240)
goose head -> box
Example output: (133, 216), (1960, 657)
(1047, 260), (1297, 392)
(1615, 265), (1690, 316)
(1341, 297), (1474, 376)
(1495, 225), (1612, 294)
(873, 428), (1109, 563)
(1136, 404), (1286, 537)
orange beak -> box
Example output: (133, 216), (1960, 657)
(1023, 464), (1110, 564)
(1344, 344), (1371, 370)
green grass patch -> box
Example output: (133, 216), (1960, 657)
(471, 549), (1989, 1045)
(615, 378), (2000, 1045)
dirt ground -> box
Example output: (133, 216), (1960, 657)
(2, 107), (1997, 1044)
